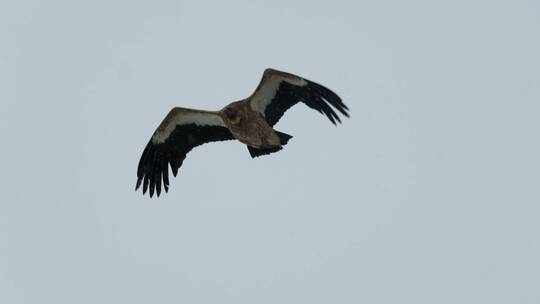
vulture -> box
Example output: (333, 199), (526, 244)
(136, 68), (349, 197)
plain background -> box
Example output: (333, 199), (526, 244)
(1, 0), (539, 303)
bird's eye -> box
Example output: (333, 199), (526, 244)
(225, 107), (236, 118)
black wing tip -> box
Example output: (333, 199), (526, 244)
(135, 124), (234, 198)
(135, 178), (142, 191)
(307, 80), (350, 123)
(136, 141), (171, 198)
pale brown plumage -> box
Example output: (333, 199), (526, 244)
(220, 100), (281, 148)
(136, 68), (349, 197)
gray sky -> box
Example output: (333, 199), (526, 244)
(1, 0), (539, 303)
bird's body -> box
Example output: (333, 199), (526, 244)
(220, 101), (281, 149)
(136, 68), (350, 197)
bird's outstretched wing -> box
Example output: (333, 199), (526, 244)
(248, 69), (349, 126)
(136, 107), (234, 197)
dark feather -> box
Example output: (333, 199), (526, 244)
(248, 145), (282, 158)
(275, 131), (293, 145)
(246, 131), (293, 158)
(136, 124), (234, 197)
(264, 79), (349, 126)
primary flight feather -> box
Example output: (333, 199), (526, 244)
(136, 68), (350, 197)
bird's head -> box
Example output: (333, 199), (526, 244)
(223, 101), (244, 125)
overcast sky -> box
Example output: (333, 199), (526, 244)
(1, 0), (539, 303)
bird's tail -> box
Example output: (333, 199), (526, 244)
(247, 131), (293, 158)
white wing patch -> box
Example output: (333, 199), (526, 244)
(152, 110), (226, 144)
(249, 74), (307, 116)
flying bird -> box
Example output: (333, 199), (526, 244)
(136, 68), (349, 197)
